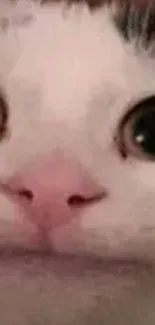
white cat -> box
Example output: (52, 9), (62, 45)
(0, 0), (155, 324)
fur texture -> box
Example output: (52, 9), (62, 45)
(0, 1), (155, 324)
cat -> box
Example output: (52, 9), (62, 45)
(0, 0), (155, 324)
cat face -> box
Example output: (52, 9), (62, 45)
(0, 0), (155, 262)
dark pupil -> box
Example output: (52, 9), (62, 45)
(133, 110), (155, 155)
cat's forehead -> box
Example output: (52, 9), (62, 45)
(2, 2), (155, 124)
(1, 1), (155, 95)
(1, 0), (155, 55)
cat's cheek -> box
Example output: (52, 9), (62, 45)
(0, 194), (40, 248)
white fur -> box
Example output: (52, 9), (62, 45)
(0, 1), (155, 324)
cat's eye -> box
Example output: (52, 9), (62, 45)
(0, 93), (8, 141)
(118, 96), (155, 160)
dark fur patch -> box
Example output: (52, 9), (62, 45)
(114, 2), (155, 51)
(40, 0), (155, 10)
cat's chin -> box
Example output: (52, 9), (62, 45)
(0, 244), (152, 277)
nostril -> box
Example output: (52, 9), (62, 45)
(68, 195), (88, 207)
(18, 188), (34, 201)
(68, 193), (105, 208)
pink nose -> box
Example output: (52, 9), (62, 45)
(6, 153), (104, 231)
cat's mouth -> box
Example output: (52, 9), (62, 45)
(0, 244), (152, 277)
